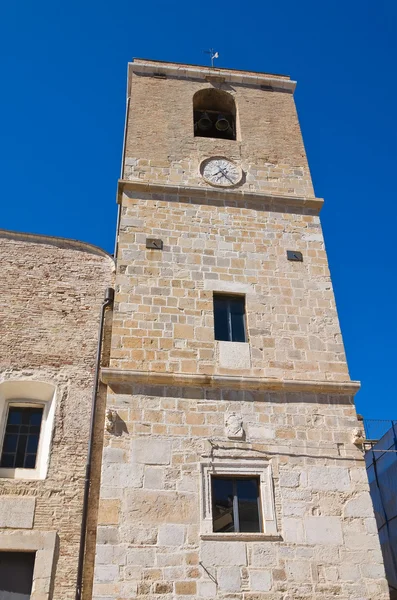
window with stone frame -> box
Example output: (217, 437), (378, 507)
(200, 457), (278, 538)
(0, 381), (56, 480)
(213, 293), (247, 342)
(212, 475), (262, 533)
(0, 552), (35, 599)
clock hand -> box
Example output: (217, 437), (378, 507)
(219, 167), (233, 183)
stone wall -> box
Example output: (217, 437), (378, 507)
(0, 231), (113, 600)
(123, 61), (314, 198)
(112, 188), (348, 382)
(93, 384), (389, 599)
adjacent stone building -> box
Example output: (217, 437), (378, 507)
(0, 231), (114, 599)
(91, 60), (389, 599)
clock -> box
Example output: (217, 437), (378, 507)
(200, 157), (243, 187)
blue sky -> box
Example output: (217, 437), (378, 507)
(1, 0), (396, 420)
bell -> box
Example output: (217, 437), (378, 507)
(215, 114), (230, 131)
(197, 112), (212, 131)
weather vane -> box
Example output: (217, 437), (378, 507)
(204, 48), (219, 67)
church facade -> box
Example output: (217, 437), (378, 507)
(0, 59), (389, 599)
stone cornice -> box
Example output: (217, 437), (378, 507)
(117, 179), (324, 212)
(129, 59), (296, 92)
(101, 368), (360, 396)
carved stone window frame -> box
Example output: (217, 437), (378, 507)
(0, 530), (57, 599)
(0, 380), (56, 480)
(200, 455), (278, 539)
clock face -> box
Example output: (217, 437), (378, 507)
(200, 158), (242, 187)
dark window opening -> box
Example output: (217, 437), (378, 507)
(213, 294), (246, 342)
(193, 89), (237, 141)
(0, 406), (43, 469)
(0, 552), (35, 599)
(212, 476), (261, 533)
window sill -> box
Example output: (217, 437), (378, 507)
(0, 468), (44, 481)
(200, 533), (282, 542)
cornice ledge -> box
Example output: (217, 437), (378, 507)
(117, 179), (323, 211)
(101, 368), (360, 395)
(129, 60), (296, 92)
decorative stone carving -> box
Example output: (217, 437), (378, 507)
(352, 428), (365, 447)
(225, 413), (244, 439)
(105, 409), (117, 433)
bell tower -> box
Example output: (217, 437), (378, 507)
(92, 60), (388, 599)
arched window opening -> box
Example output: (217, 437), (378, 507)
(193, 89), (237, 141)
(0, 381), (56, 480)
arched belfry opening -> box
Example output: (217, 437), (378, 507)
(193, 89), (237, 141)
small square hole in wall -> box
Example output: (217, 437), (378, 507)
(287, 250), (303, 262)
(146, 238), (163, 250)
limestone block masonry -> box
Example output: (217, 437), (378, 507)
(91, 60), (389, 599)
(0, 232), (114, 600)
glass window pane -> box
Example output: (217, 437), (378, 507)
(214, 296), (230, 341)
(230, 311), (246, 342)
(212, 478), (235, 532)
(7, 410), (22, 425)
(0, 454), (14, 468)
(5, 424), (19, 433)
(15, 435), (28, 468)
(237, 478), (261, 532)
(1, 406), (43, 469)
(26, 435), (39, 454)
(230, 297), (246, 342)
(29, 411), (43, 426)
(229, 297), (245, 315)
(24, 454), (37, 469)
(3, 434), (18, 453)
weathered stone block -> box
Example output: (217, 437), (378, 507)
(158, 524), (185, 546)
(339, 563), (360, 581)
(250, 544), (278, 568)
(344, 493), (375, 518)
(131, 438), (171, 465)
(283, 517), (305, 543)
(304, 516), (343, 545)
(249, 569), (272, 591)
(126, 548), (155, 567)
(125, 490), (197, 524)
(197, 580), (217, 597)
(98, 499), (120, 525)
(175, 581), (196, 595)
(279, 471), (300, 488)
(218, 566), (241, 592)
(101, 462), (144, 488)
(143, 466), (164, 489)
(200, 541), (247, 566)
(94, 565), (119, 584)
(0, 497), (35, 529)
(307, 467), (350, 491)
(218, 341), (251, 369)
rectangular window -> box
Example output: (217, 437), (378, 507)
(0, 406), (43, 469)
(0, 551), (35, 599)
(212, 476), (261, 533)
(213, 294), (246, 342)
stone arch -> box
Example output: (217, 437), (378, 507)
(193, 88), (237, 140)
